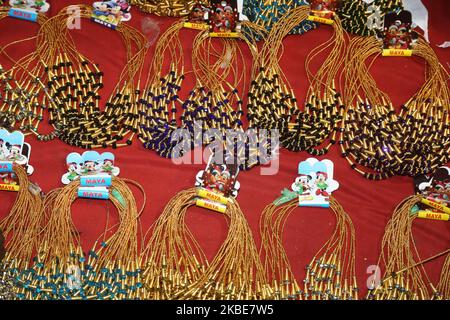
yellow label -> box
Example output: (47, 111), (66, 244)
(183, 22), (209, 30)
(0, 184), (19, 192)
(382, 49), (413, 57)
(196, 198), (227, 213)
(209, 32), (239, 38)
(307, 15), (334, 25)
(197, 188), (229, 205)
(421, 198), (450, 214)
(417, 210), (449, 221)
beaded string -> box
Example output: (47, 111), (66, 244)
(130, 0), (208, 17)
(339, 35), (450, 180)
(140, 187), (268, 299)
(259, 197), (358, 300)
(367, 195), (450, 300)
(10, 177), (146, 300)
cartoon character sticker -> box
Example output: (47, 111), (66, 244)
(61, 151), (120, 184)
(0, 129), (28, 166)
(91, 0), (131, 28)
(292, 174), (312, 196)
(296, 158), (339, 208)
(310, 0), (340, 19)
(9, 0), (50, 12)
(195, 155), (240, 198)
(209, 0), (238, 33)
(382, 10), (416, 50)
(188, 3), (210, 23)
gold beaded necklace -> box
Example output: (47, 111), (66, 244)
(367, 195), (450, 300)
(339, 35), (450, 180)
(0, 6), (50, 135)
(140, 187), (268, 300)
(11, 176), (146, 300)
(31, 4), (148, 148)
(259, 196), (358, 300)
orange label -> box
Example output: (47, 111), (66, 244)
(196, 198), (227, 213)
(417, 210), (449, 221)
(197, 188), (229, 205)
(0, 184), (19, 192)
(307, 15), (334, 25)
(382, 49), (413, 57)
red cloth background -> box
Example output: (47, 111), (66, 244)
(1, 0), (449, 298)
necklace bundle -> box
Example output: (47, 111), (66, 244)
(130, 0), (206, 17)
(242, 0), (316, 37)
(247, 5), (346, 156)
(138, 17), (271, 170)
(1, 227), (15, 300)
(0, 165), (43, 270)
(0, 165), (43, 300)
(259, 196), (358, 300)
(0, 7), (50, 135)
(367, 195), (450, 300)
(31, 4), (147, 148)
(247, 5), (309, 138)
(340, 36), (450, 180)
(11, 177), (145, 300)
(140, 187), (268, 299)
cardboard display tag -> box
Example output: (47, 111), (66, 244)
(307, 0), (340, 24)
(414, 166), (450, 211)
(194, 154), (240, 213)
(378, 10), (418, 56)
(274, 158), (339, 208)
(8, 0), (49, 22)
(0, 129), (34, 192)
(91, 0), (131, 30)
(208, 0), (239, 37)
(184, 3), (210, 30)
(61, 151), (120, 185)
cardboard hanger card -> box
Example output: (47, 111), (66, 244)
(195, 155), (240, 198)
(184, 3), (210, 30)
(8, 0), (49, 21)
(274, 158), (339, 208)
(379, 10), (418, 56)
(195, 154), (240, 213)
(308, 0), (340, 24)
(414, 166), (450, 208)
(9, 0), (50, 12)
(0, 129), (34, 191)
(61, 151), (120, 185)
(91, 0), (131, 30)
(209, 0), (240, 37)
